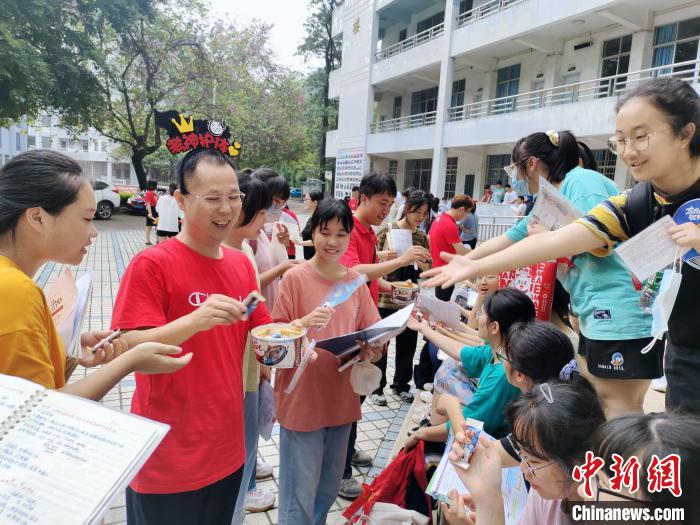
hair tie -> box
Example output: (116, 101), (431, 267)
(559, 359), (579, 381)
(545, 130), (560, 147)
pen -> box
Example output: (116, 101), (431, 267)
(91, 329), (121, 353)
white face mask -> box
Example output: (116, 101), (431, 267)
(641, 252), (683, 354)
(266, 204), (285, 222)
(349, 360), (382, 395)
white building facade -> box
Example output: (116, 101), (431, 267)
(328, 0), (700, 199)
(0, 115), (137, 187)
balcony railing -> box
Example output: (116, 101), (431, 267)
(478, 215), (519, 243)
(370, 111), (437, 133)
(457, 0), (527, 28)
(448, 59), (700, 122)
(375, 23), (444, 62)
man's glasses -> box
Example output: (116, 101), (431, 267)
(506, 434), (557, 477)
(185, 192), (245, 207)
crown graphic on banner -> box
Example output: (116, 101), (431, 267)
(155, 110), (241, 158)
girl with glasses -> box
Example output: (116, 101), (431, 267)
(447, 380), (605, 525)
(423, 128), (662, 419)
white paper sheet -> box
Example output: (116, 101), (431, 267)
(615, 215), (681, 282)
(388, 228), (413, 257)
(415, 293), (461, 330)
(530, 176), (582, 230)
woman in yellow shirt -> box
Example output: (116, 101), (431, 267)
(0, 150), (191, 400)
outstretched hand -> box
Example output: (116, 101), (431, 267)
(420, 252), (480, 289)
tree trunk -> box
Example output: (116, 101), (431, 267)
(132, 150), (148, 190)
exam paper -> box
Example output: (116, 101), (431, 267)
(388, 228), (413, 257)
(415, 293), (461, 330)
(530, 177), (582, 230)
(615, 215), (682, 282)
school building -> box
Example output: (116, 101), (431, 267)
(327, 0), (700, 199)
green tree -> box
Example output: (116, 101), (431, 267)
(298, 0), (342, 188)
(0, 0), (153, 126)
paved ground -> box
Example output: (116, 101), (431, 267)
(43, 199), (664, 524)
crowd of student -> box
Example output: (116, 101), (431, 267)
(0, 76), (698, 525)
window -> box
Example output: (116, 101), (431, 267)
(451, 79), (466, 108)
(393, 96), (402, 119)
(42, 136), (52, 148)
(591, 149), (616, 180)
(15, 132), (21, 150)
(92, 181), (108, 190)
(411, 87), (439, 115)
(399, 28), (407, 42)
(60, 139), (68, 150)
(485, 154), (511, 186)
(459, 0), (473, 15)
(27, 136), (36, 148)
(81, 140), (89, 152)
(653, 17), (700, 77)
(416, 11), (444, 34)
(101, 141), (109, 152)
(444, 157), (458, 199)
(463, 173), (475, 196)
(389, 160), (398, 179)
(599, 35), (632, 97)
(405, 159), (432, 192)
(40, 115), (52, 127)
(495, 64), (520, 113)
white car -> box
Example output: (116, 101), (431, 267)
(92, 181), (121, 220)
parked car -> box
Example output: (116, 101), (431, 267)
(125, 186), (169, 216)
(92, 181), (121, 220)
(290, 187), (302, 199)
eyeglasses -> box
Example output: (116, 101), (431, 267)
(594, 475), (647, 503)
(506, 433), (557, 477)
(185, 192), (245, 207)
(503, 159), (530, 178)
(608, 129), (670, 155)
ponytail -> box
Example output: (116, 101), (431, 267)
(512, 129), (580, 183)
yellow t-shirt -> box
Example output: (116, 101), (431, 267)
(0, 256), (66, 388)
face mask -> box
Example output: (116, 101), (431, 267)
(349, 360), (382, 395)
(641, 253), (683, 354)
(266, 204), (284, 222)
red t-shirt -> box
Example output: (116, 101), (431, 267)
(340, 216), (379, 305)
(144, 190), (158, 208)
(110, 238), (273, 494)
(429, 213), (461, 268)
(348, 198), (358, 211)
(283, 208), (300, 258)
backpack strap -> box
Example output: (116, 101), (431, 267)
(622, 181), (656, 237)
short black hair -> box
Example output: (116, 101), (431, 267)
(505, 322), (574, 382)
(307, 190), (324, 203)
(402, 190), (430, 217)
(0, 149), (86, 237)
(358, 173), (397, 199)
(147, 179), (158, 191)
(577, 141), (599, 171)
(168, 182), (177, 195)
(307, 199), (354, 236)
(482, 288), (536, 337)
(237, 171), (272, 227)
(351, 186), (360, 192)
(176, 149), (237, 194)
(253, 167), (290, 200)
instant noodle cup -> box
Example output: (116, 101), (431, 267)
(391, 280), (419, 305)
(251, 323), (307, 368)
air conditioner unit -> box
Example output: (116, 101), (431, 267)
(573, 40), (593, 51)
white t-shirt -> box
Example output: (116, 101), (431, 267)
(511, 202), (527, 216)
(504, 190), (519, 204)
(155, 194), (181, 232)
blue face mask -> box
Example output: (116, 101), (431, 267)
(641, 259), (683, 354)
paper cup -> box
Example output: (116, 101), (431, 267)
(391, 281), (419, 305)
(251, 323), (307, 368)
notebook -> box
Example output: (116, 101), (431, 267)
(0, 374), (168, 525)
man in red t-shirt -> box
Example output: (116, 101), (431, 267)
(347, 185), (360, 211)
(428, 193), (472, 301)
(337, 173), (430, 498)
(144, 179), (159, 245)
(112, 150), (277, 525)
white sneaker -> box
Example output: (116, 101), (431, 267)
(651, 376), (667, 393)
(245, 487), (275, 512)
(419, 391), (433, 404)
(255, 458), (273, 480)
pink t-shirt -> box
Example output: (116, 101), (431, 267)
(518, 492), (573, 525)
(271, 262), (380, 432)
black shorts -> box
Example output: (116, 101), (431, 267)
(462, 239), (477, 249)
(126, 466), (243, 525)
(156, 230), (177, 238)
(578, 333), (664, 379)
(146, 215), (157, 227)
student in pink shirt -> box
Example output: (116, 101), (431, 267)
(272, 199), (383, 525)
(446, 380), (605, 525)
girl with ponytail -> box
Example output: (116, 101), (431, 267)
(423, 129), (660, 418)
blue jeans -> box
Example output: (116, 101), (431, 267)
(278, 423), (353, 525)
(231, 389), (259, 525)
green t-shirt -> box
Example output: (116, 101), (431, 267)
(505, 166), (652, 340)
(455, 344), (520, 439)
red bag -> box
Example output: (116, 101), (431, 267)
(343, 440), (432, 523)
(499, 261), (557, 321)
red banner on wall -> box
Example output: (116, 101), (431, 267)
(499, 262), (557, 321)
